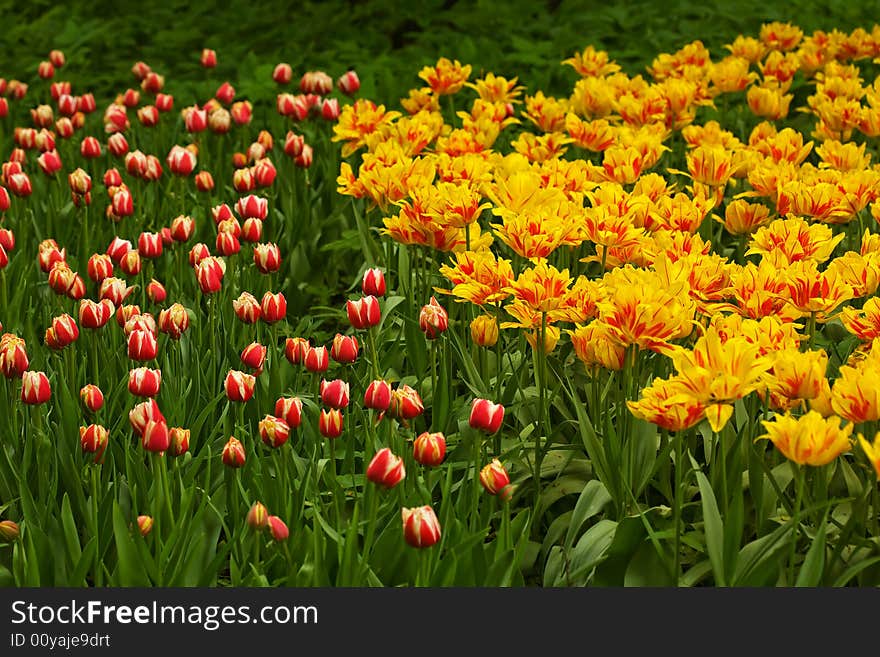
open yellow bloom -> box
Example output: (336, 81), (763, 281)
(523, 91), (569, 132)
(709, 55), (757, 94)
(643, 192), (712, 234)
(627, 376), (708, 432)
(331, 99), (403, 157)
(815, 139), (871, 171)
(827, 251), (880, 298)
(569, 77), (614, 119)
(511, 132), (573, 162)
(857, 432), (880, 479)
(504, 260), (573, 315)
(759, 21), (804, 51)
(684, 145), (734, 187)
(775, 180), (851, 223)
(465, 73), (524, 105)
(746, 215), (845, 266)
(830, 342), (880, 423)
(565, 114), (615, 152)
(438, 250), (514, 306)
(766, 348), (829, 401)
(714, 199), (773, 235)
(783, 260), (854, 317)
(840, 297), (880, 341)
(569, 322), (626, 371)
(401, 87), (440, 115)
(747, 85), (793, 120)
(418, 57), (471, 95)
(759, 411), (852, 466)
(563, 45), (621, 77)
(492, 202), (582, 261)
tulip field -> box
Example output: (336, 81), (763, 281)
(3, 8), (880, 588)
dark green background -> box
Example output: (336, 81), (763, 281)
(1, 0), (876, 105)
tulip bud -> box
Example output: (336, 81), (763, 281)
(49, 49), (65, 67)
(252, 243), (281, 274)
(37, 59), (54, 79)
(200, 48), (217, 68)
(401, 505), (441, 548)
(188, 242), (211, 267)
(479, 459), (511, 495)
(259, 415), (290, 448)
(294, 144), (313, 168)
(142, 71), (164, 94)
(55, 116), (74, 137)
(235, 194), (268, 220)
(21, 370), (51, 404)
(155, 93), (174, 113)
(231, 100), (253, 125)
(129, 399), (165, 436)
(366, 448), (406, 488)
(106, 236), (132, 263)
(283, 131), (304, 158)
(0, 228), (13, 251)
(138, 232), (163, 259)
(268, 516), (289, 541)
(119, 249), (142, 277)
(0, 520), (20, 543)
(195, 170), (214, 192)
(158, 303), (190, 340)
(124, 313), (157, 338)
(246, 502), (268, 530)
(274, 396), (303, 428)
(107, 133), (128, 158)
(319, 408), (344, 439)
(388, 384), (424, 421)
(129, 367), (161, 397)
(170, 215), (195, 242)
(111, 187), (134, 216)
(80, 136), (102, 159)
(330, 333), (359, 364)
(50, 313), (79, 346)
(320, 98), (340, 121)
(232, 167), (255, 192)
(363, 380), (392, 411)
(80, 384), (104, 413)
(80, 424), (109, 462)
(337, 70), (361, 95)
(419, 296), (448, 340)
(283, 337), (309, 365)
(346, 295), (381, 330)
(47, 261), (76, 296)
(233, 291), (261, 324)
(469, 398), (504, 434)
(216, 230), (240, 256)
(241, 218), (263, 243)
(526, 325), (560, 355)
(167, 145), (196, 176)
(273, 63), (293, 85)
(299, 71), (333, 94)
(320, 379), (350, 409)
(195, 256), (226, 294)
(121, 88), (140, 107)
(253, 158), (277, 188)
(184, 106), (207, 133)
(37, 150), (62, 176)
(240, 342), (267, 371)
(169, 427), (190, 457)
(79, 298), (114, 329)
(413, 431), (447, 467)
(260, 291), (287, 324)
(141, 419), (170, 452)
(137, 515), (153, 537)
(7, 172), (32, 197)
(147, 279), (166, 304)
(128, 329), (158, 361)
(470, 314), (498, 347)
(215, 81), (235, 105)
(303, 345), (329, 373)
(137, 105), (159, 127)
(225, 370), (255, 402)
(361, 268), (386, 296)
(222, 436), (246, 468)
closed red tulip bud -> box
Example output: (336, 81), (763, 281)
(273, 63), (293, 85)
(419, 296), (448, 340)
(217, 218), (241, 239)
(147, 279), (166, 304)
(319, 408), (344, 439)
(47, 262), (77, 296)
(156, 93), (174, 113)
(401, 505), (441, 548)
(276, 93), (298, 118)
(195, 256), (226, 294)
(32, 104), (54, 127)
(240, 342), (267, 371)
(119, 250), (142, 277)
(0, 229), (13, 251)
(162, 227), (174, 247)
(107, 133), (128, 158)
(231, 291), (260, 324)
(124, 313), (157, 338)
(38, 61), (55, 79)
(8, 80), (27, 100)
(104, 237), (130, 264)
(200, 48), (217, 68)
(169, 427), (190, 457)
(253, 243), (281, 274)
(284, 337), (310, 365)
(129, 398), (165, 436)
(78, 299), (114, 329)
(283, 131), (305, 158)
(330, 333), (359, 364)
(141, 72), (164, 94)
(225, 370), (255, 402)
(77, 135), (101, 158)
(211, 203), (233, 224)
(129, 367), (161, 397)
(167, 145), (196, 176)
(137, 515), (153, 536)
(195, 170), (214, 192)
(294, 144), (313, 168)
(216, 231), (240, 256)
(44, 326), (65, 351)
(320, 379), (350, 409)
(389, 384), (424, 421)
(100, 277), (131, 307)
(188, 242), (211, 267)
(80, 384), (104, 413)
(80, 424), (109, 462)
(215, 81), (235, 105)
(320, 98), (340, 121)
(337, 70), (361, 95)
(253, 158), (277, 188)
(170, 215), (195, 242)
(246, 502), (269, 530)
(258, 130), (274, 150)
(300, 71), (333, 94)
(268, 515), (289, 541)
(232, 152), (248, 169)
(49, 49), (65, 68)
(128, 329), (158, 361)
(241, 218), (263, 243)
(51, 313), (79, 346)
(141, 419), (170, 452)
(235, 194), (268, 220)
(469, 398), (505, 434)
(21, 370), (51, 405)
(0, 187), (9, 212)
(0, 98), (7, 120)
(346, 295), (381, 330)
(363, 380), (392, 411)
(303, 345), (329, 373)
(7, 172), (31, 197)
(232, 167), (255, 192)
(259, 415), (290, 448)
(361, 268), (386, 297)
(112, 187), (133, 216)
(260, 291), (286, 324)
(55, 116), (74, 137)
(274, 396), (303, 428)
(367, 448), (406, 489)
(37, 150), (62, 176)
(157, 304), (189, 340)
(413, 431), (446, 467)
(231, 100), (253, 125)
(0, 336), (29, 379)
(479, 459), (511, 495)
(87, 254), (113, 282)
(137, 105), (159, 127)
(222, 436), (246, 467)
(0, 520), (20, 543)
(184, 106), (207, 133)
(121, 88), (140, 107)
(142, 155), (163, 181)
(78, 93), (96, 114)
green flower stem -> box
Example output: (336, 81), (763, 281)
(787, 463), (806, 584)
(90, 465), (102, 586)
(672, 430), (683, 586)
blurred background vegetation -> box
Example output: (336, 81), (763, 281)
(2, 0), (878, 106)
